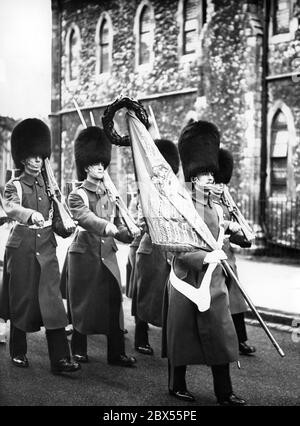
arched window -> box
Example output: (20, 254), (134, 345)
(178, 0), (206, 57)
(95, 13), (113, 77)
(66, 24), (81, 83)
(270, 110), (289, 196)
(139, 6), (154, 65)
(272, 0), (291, 35)
(99, 20), (109, 73)
(134, 1), (155, 69)
(267, 101), (296, 198)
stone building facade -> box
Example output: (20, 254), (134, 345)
(50, 0), (300, 251)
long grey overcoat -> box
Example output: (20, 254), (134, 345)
(64, 180), (132, 335)
(162, 188), (239, 366)
(134, 233), (170, 327)
(0, 173), (70, 332)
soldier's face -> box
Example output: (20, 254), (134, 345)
(23, 156), (43, 175)
(86, 162), (104, 180)
(194, 172), (215, 186)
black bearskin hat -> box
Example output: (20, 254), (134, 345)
(11, 118), (51, 170)
(155, 139), (180, 175)
(74, 126), (111, 181)
(215, 148), (234, 184)
(178, 120), (220, 182)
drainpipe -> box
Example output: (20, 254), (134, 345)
(259, 0), (270, 233)
(50, 0), (63, 187)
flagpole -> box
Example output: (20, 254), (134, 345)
(104, 96), (286, 358)
(221, 260), (285, 357)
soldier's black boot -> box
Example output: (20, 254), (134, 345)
(51, 358), (81, 374)
(218, 393), (247, 406)
(168, 362), (195, 402)
(239, 341), (256, 355)
(134, 316), (154, 355)
(11, 354), (29, 368)
(212, 364), (247, 406)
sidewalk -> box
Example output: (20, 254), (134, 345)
(235, 255), (300, 326)
(1, 224), (300, 324)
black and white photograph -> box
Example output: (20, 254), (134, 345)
(0, 0), (299, 411)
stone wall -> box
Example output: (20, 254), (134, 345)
(51, 0), (300, 251)
(59, 0), (205, 109)
(202, 0), (263, 204)
(53, 0), (265, 201)
(53, 0), (214, 191)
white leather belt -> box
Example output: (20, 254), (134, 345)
(18, 219), (52, 229)
(170, 203), (225, 312)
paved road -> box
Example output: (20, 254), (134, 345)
(0, 225), (299, 406)
(0, 296), (299, 406)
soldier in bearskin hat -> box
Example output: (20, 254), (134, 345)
(162, 121), (247, 405)
(214, 148), (256, 356)
(0, 118), (81, 374)
(63, 126), (137, 367)
(130, 139), (180, 355)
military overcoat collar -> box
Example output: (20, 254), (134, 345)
(82, 179), (106, 195)
(21, 172), (44, 187)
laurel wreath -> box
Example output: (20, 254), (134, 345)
(102, 96), (149, 146)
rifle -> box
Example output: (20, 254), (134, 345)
(222, 185), (255, 242)
(42, 158), (76, 232)
(103, 170), (140, 236)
